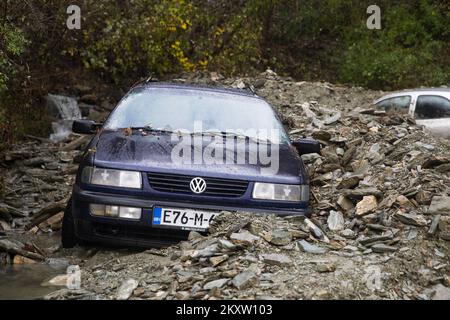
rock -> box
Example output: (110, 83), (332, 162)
(261, 253), (293, 267)
(337, 176), (360, 190)
(396, 195), (414, 208)
(188, 231), (203, 241)
(312, 130), (332, 141)
(324, 112), (341, 125)
(359, 232), (394, 246)
(303, 218), (330, 243)
(415, 190), (433, 205)
(209, 255), (228, 267)
(340, 228), (356, 239)
(337, 195), (354, 212)
(428, 196), (450, 213)
(44, 274), (69, 287)
(435, 163), (450, 173)
(203, 278), (229, 290)
(231, 271), (258, 290)
(297, 240), (327, 254)
(78, 103), (94, 117)
(116, 278), (139, 300)
(327, 211), (345, 231)
(192, 244), (219, 258)
(342, 187), (382, 200)
(431, 284), (450, 300)
(395, 213), (428, 227)
(73, 84), (93, 95)
(230, 231), (260, 246)
(253, 78), (266, 88)
(264, 229), (292, 246)
(438, 217), (450, 241)
(79, 94), (97, 105)
(315, 263), (336, 273)
(13, 255), (37, 264)
(371, 244), (398, 253)
(355, 196), (378, 216)
(427, 215), (440, 236)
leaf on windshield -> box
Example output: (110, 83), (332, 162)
(123, 127), (132, 136)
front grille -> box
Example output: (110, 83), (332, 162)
(147, 172), (248, 197)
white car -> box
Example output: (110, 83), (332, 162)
(374, 88), (450, 138)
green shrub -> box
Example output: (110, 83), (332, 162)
(339, 1), (450, 89)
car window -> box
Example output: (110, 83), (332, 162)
(415, 95), (450, 119)
(375, 95), (411, 113)
(104, 87), (290, 143)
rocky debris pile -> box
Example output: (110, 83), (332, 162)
(1, 70), (449, 300)
(0, 135), (90, 264)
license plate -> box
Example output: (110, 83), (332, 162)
(152, 207), (219, 231)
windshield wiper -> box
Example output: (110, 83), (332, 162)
(189, 131), (273, 144)
(128, 126), (174, 134)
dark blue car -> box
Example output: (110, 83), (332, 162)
(62, 82), (320, 248)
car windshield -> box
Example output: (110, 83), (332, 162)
(104, 87), (289, 143)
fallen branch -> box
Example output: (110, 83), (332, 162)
(60, 135), (91, 151)
(0, 239), (45, 260)
(0, 203), (27, 218)
(25, 200), (67, 230)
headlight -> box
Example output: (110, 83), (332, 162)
(252, 183), (309, 201)
(81, 167), (142, 189)
(90, 204), (141, 220)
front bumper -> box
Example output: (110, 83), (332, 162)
(72, 185), (310, 247)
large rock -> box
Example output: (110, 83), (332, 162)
(261, 253), (293, 266)
(230, 231), (260, 246)
(438, 216), (450, 241)
(203, 279), (229, 290)
(297, 240), (327, 254)
(355, 196), (378, 216)
(327, 211), (345, 231)
(231, 271), (258, 290)
(371, 244), (398, 253)
(264, 229), (292, 246)
(429, 196), (450, 214)
(116, 278), (139, 300)
(337, 176), (360, 189)
(337, 195), (354, 212)
(395, 213), (428, 227)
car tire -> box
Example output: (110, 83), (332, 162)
(62, 198), (78, 248)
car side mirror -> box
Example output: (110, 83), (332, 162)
(72, 120), (101, 134)
(292, 138), (321, 155)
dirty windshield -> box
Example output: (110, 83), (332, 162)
(104, 87), (289, 143)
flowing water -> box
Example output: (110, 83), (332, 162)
(0, 263), (66, 299)
(47, 94), (82, 142)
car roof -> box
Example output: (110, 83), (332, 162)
(131, 81), (262, 99)
(374, 87), (450, 104)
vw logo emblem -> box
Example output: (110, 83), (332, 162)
(190, 177), (207, 194)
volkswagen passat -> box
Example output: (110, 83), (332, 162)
(62, 82), (320, 248)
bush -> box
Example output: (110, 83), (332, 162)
(339, 1), (450, 89)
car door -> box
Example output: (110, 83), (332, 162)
(374, 95), (412, 115)
(413, 94), (450, 138)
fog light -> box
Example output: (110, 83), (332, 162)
(90, 204), (106, 216)
(105, 205), (119, 217)
(119, 207), (141, 220)
(89, 204), (141, 220)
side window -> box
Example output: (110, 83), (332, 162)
(375, 96), (411, 113)
(415, 95), (450, 119)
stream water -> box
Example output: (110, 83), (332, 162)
(47, 94), (82, 143)
(0, 263), (66, 299)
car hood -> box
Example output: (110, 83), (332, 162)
(92, 130), (307, 184)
